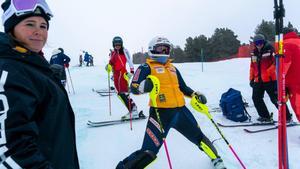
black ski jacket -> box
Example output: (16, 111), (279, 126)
(0, 32), (79, 169)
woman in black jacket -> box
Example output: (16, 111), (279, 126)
(0, 0), (79, 168)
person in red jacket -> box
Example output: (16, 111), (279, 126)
(283, 28), (300, 121)
(250, 34), (292, 122)
(106, 36), (144, 119)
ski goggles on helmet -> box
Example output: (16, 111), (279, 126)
(152, 44), (171, 55)
(2, 0), (53, 25)
(254, 40), (264, 46)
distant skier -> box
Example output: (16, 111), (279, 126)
(116, 36), (226, 169)
(249, 34), (292, 122)
(89, 54), (94, 66)
(84, 51), (90, 66)
(105, 36), (143, 119)
(50, 47), (71, 86)
(79, 53), (83, 66)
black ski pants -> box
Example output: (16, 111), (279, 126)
(141, 106), (217, 155)
(118, 93), (136, 111)
(116, 106), (219, 168)
(252, 81), (291, 119)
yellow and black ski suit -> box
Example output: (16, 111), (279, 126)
(116, 59), (220, 169)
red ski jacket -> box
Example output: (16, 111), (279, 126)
(249, 42), (276, 83)
(283, 32), (300, 86)
(283, 31), (300, 121)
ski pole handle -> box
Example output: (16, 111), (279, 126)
(190, 95), (212, 119)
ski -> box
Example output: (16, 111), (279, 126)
(217, 121), (276, 127)
(92, 88), (116, 96)
(92, 88), (116, 94)
(98, 93), (114, 97)
(87, 111), (147, 127)
(243, 122), (300, 133)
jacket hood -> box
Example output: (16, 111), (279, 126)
(284, 31), (298, 40)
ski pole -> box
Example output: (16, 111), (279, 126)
(108, 71), (112, 116)
(67, 67), (75, 94)
(148, 75), (173, 169)
(65, 79), (70, 94)
(190, 96), (246, 169)
(124, 72), (132, 130)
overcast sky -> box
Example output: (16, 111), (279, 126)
(0, 0), (299, 65)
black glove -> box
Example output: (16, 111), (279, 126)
(250, 80), (254, 88)
(193, 91), (207, 104)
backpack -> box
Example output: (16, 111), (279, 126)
(219, 88), (251, 122)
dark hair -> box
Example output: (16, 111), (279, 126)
(116, 47), (124, 55)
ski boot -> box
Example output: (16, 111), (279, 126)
(212, 157), (226, 169)
(286, 114), (293, 124)
(257, 113), (273, 123)
(121, 106), (145, 120)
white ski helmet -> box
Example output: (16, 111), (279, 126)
(148, 36), (172, 64)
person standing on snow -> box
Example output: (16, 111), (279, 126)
(84, 51), (90, 66)
(106, 36), (144, 119)
(79, 53), (83, 66)
(116, 36), (226, 169)
(89, 54), (94, 66)
(0, 0), (79, 168)
(250, 34), (292, 122)
(50, 47), (71, 86)
(282, 28), (300, 122)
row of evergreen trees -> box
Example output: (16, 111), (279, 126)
(132, 20), (298, 64)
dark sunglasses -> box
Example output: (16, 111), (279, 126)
(153, 44), (170, 55)
(114, 44), (122, 47)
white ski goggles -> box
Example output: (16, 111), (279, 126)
(2, 0), (53, 25)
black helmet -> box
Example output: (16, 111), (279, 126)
(58, 47), (64, 53)
(253, 34), (265, 42)
(112, 36), (123, 47)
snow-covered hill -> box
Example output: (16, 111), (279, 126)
(67, 58), (300, 169)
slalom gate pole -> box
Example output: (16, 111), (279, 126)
(67, 67), (75, 94)
(190, 96), (246, 169)
(124, 73), (132, 130)
(274, 0), (288, 168)
(108, 71), (112, 116)
(148, 75), (173, 169)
